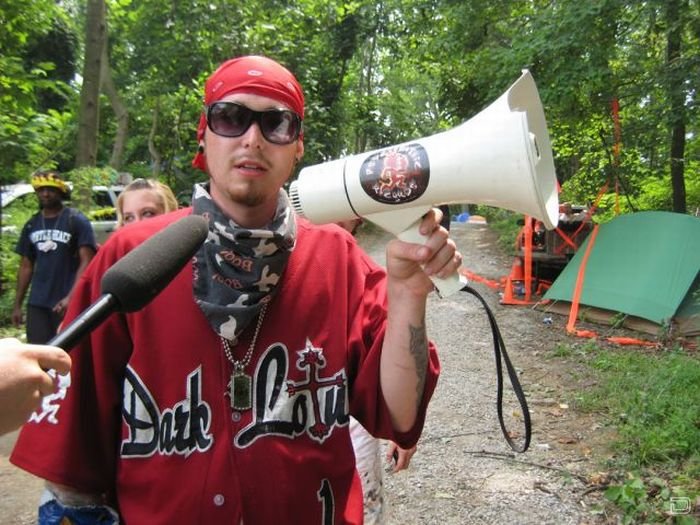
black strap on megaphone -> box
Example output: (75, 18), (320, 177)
(458, 283), (532, 453)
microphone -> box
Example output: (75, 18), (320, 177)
(49, 215), (209, 351)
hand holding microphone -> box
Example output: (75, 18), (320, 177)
(0, 338), (71, 435)
(49, 215), (209, 351)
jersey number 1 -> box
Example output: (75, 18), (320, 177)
(317, 479), (335, 525)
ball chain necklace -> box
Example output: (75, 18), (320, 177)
(221, 302), (268, 411)
(37, 207), (65, 252)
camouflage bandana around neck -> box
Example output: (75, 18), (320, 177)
(192, 182), (296, 343)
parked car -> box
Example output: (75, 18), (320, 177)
(1, 182), (124, 245)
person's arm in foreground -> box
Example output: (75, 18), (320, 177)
(380, 207), (461, 432)
(0, 338), (71, 435)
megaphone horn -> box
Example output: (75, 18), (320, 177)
(289, 69), (558, 297)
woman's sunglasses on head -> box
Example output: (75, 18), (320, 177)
(206, 102), (302, 145)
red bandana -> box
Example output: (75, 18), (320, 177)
(192, 55), (305, 172)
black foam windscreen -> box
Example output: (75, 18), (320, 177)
(100, 214), (209, 312)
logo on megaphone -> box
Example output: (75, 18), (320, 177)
(289, 69), (558, 296)
(359, 144), (430, 204)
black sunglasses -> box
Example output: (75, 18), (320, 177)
(206, 101), (302, 145)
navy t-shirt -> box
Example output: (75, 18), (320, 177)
(15, 207), (97, 309)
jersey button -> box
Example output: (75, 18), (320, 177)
(213, 494), (225, 506)
(232, 411), (241, 422)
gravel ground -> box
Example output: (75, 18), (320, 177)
(356, 221), (616, 525)
(0, 221), (617, 524)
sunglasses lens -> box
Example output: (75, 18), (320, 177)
(207, 102), (301, 144)
(208, 103), (252, 137)
(260, 111), (300, 144)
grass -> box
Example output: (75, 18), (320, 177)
(555, 343), (700, 522)
(483, 207), (700, 521)
(579, 348), (700, 470)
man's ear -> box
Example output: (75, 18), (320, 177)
(295, 141), (304, 162)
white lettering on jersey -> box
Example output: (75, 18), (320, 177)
(30, 229), (72, 245)
(235, 339), (349, 448)
(121, 366), (213, 458)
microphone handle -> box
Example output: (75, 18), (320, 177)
(49, 294), (118, 351)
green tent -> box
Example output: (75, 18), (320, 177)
(542, 211), (700, 337)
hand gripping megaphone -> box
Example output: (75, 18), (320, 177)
(289, 70), (558, 297)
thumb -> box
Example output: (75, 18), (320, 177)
(35, 346), (72, 376)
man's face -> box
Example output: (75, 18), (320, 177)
(204, 92), (304, 223)
(35, 186), (63, 209)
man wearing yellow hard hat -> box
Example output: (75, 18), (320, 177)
(12, 171), (97, 343)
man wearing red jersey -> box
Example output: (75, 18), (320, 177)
(12, 55), (461, 524)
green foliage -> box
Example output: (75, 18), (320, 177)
(0, 321), (23, 340)
(0, 1), (79, 180)
(1, 229), (22, 302)
(87, 207), (117, 221)
(550, 344), (573, 358)
(472, 206), (522, 254)
(0, 0), (698, 280)
(0, 194), (37, 324)
(579, 348), (700, 469)
(604, 477), (648, 524)
(65, 166), (120, 210)
(551, 342), (700, 522)
(605, 475), (697, 525)
(610, 311), (627, 329)
(592, 169), (700, 223)
(5, 0), (698, 217)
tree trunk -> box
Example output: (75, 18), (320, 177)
(354, 10), (380, 154)
(75, 0), (106, 167)
(666, 0), (687, 214)
(148, 99), (162, 176)
(101, 40), (128, 170)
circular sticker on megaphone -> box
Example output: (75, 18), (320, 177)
(360, 143), (429, 204)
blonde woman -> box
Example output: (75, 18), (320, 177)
(116, 178), (178, 226)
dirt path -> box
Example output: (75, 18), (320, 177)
(0, 221), (615, 524)
(357, 222), (614, 525)
(0, 430), (41, 524)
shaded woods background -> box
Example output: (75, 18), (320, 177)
(1, 1), (698, 216)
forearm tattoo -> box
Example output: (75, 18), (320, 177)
(409, 322), (428, 408)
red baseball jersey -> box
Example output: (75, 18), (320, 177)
(12, 208), (440, 524)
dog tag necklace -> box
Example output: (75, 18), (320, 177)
(222, 303), (268, 411)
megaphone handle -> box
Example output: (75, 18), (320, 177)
(397, 222), (467, 298)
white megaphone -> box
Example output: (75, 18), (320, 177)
(289, 70), (558, 297)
